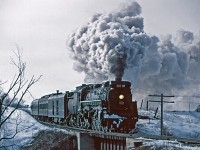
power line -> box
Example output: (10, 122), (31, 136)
(175, 95), (200, 98)
(133, 89), (200, 99)
(174, 101), (200, 104)
(149, 94), (175, 136)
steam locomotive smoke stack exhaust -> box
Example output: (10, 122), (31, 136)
(68, 2), (148, 82)
(115, 77), (122, 82)
(67, 1), (197, 94)
(56, 90), (59, 95)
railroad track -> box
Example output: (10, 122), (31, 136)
(39, 120), (143, 139)
(39, 121), (86, 134)
(39, 121), (200, 146)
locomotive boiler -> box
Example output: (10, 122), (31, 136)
(31, 78), (138, 132)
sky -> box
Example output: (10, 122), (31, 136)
(0, 0), (200, 104)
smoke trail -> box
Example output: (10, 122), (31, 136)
(175, 29), (200, 83)
(68, 2), (152, 82)
(67, 1), (200, 97)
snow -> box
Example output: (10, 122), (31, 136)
(141, 139), (200, 150)
(0, 107), (48, 150)
(135, 110), (200, 149)
(0, 108), (200, 149)
(137, 110), (200, 139)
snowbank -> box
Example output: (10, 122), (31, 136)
(0, 107), (48, 150)
(137, 110), (200, 139)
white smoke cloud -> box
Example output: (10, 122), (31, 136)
(174, 29), (200, 83)
(68, 2), (152, 82)
(67, 1), (200, 98)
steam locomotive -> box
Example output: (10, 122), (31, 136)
(31, 78), (138, 132)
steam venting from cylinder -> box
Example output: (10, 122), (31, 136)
(67, 1), (200, 97)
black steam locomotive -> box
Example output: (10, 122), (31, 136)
(31, 78), (138, 132)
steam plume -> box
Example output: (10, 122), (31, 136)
(68, 2), (151, 82)
(68, 1), (200, 96)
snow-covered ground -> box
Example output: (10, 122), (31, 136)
(134, 110), (200, 150)
(0, 107), (48, 150)
(137, 110), (200, 139)
(0, 108), (200, 149)
(139, 139), (200, 150)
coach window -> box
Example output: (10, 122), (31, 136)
(52, 101), (54, 115)
(56, 100), (59, 115)
(45, 103), (47, 109)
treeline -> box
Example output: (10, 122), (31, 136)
(0, 90), (29, 109)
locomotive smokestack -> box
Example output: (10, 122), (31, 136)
(115, 77), (122, 82)
(56, 90), (59, 95)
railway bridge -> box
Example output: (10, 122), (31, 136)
(76, 130), (200, 150)
(40, 120), (143, 149)
(40, 121), (200, 150)
(77, 131), (144, 150)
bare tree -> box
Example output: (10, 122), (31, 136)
(0, 47), (41, 146)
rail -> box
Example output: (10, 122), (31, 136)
(39, 121), (200, 149)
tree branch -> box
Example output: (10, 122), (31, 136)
(0, 46), (41, 144)
(0, 76), (41, 127)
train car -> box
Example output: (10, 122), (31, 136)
(37, 95), (49, 121)
(31, 99), (39, 119)
(48, 92), (67, 123)
(31, 78), (138, 133)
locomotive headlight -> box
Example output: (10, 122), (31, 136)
(119, 94), (124, 100)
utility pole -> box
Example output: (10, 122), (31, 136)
(146, 100), (149, 111)
(140, 99), (143, 109)
(149, 94), (175, 136)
